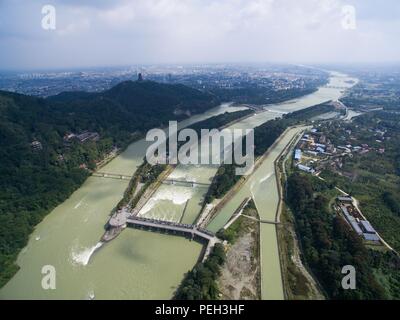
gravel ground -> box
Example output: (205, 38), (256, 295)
(218, 218), (260, 300)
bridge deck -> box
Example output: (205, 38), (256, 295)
(93, 172), (133, 180)
(126, 217), (215, 241)
(162, 179), (211, 187)
(126, 217), (220, 261)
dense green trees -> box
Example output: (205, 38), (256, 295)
(186, 110), (252, 133)
(287, 173), (391, 300)
(48, 81), (219, 134)
(172, 109), (253, 152)
(205, 164), (241, 204)
(216, 201), (257, 243)
(174, 243), (226, 300)
(382, 192), (400, 216)
(209, 76), (328, 105)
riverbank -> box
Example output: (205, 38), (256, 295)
(204, 73), (358, 300)
(199, 126), (291, 228)
(204, 126), (307, 300)
(277, 205), (325, 300)
(101, 110), (257, 244)
(202, 125), (304, 229)
(274, 131), (324, 299)
(217, 202), (261, 300)
(0, 73), (357, 299)
(0, 103), (247, 298)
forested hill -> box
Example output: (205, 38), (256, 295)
(0, 80), (219, 287)
(47, 80), (219, 131)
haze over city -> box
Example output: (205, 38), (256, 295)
(1, 0), (400, 70)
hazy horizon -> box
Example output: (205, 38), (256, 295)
(2, 62), (400, 75)
(1, 0), (400, 70)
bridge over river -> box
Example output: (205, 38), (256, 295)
(127, 216), (220, 262)
(161, 179), (211, 188)
(108, 210), (221, 261)
(92, 172), (133, 180)
(93, 171), (211, 188)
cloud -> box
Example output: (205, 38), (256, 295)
(0, 0), (399, 69)
(57, 19), (91, 36)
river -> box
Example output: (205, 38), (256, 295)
(0, 72), (357, 300)
(207, 72), (357, 299)
(0, 103), (246, 300)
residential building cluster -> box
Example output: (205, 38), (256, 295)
(293, 125), (385, 177)
(293, 128), (336, 174)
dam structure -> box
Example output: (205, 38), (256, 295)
(108, 208), (221, 262)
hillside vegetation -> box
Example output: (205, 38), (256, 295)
(287, 173), (400, 299)
(0, 80), (219, 287)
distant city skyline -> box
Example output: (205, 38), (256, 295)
(1, 0), (400, 70)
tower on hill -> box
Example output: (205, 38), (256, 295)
(137, 73), (143, 81)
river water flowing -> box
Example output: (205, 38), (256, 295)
(0, 72), (357, 300)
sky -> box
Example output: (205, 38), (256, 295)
(0, 0), (399, 70)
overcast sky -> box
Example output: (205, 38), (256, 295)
(0, 0), (399, 70)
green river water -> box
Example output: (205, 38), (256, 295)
(0, 72), (357, 300)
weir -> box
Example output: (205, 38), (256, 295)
(92, 172), (133, 180)
(325, 85), (347, 89)
(126, 216), (221, 261)
(162, 179), (211, 188)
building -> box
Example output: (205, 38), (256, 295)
(338, 196), (353, 203)
(316, 147), (325, 153)
(363, 233), (380, 242)
(305, 150), (318, 157)
(297, 164), (315, 174)
(319, 135), (327, 144)
(31, 140), (43, 151)
(326, 144), (336, 153)
(340, 206), (363, 235)
(338, 146), (351, 153)
(340, 205), (350, 216)
(360, 220), (376, 234)
(350, 220), (363, 235)
(76, 131), (100, 143)
(294, 149), (302, 161)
